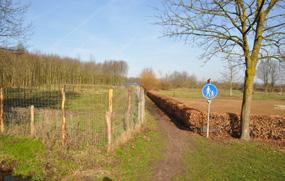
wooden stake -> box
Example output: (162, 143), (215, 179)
(137, 87), (141, 124)
(106, 89), (113, 152)
(30, 105), (35, 137)
(0, 88), (4, 134)
(125, 88), (132, 131)
(61, 87), (66, 146)
(141, 88), (145, 123)
(108, 89), (113, 113)
(106, 111), (112, 152)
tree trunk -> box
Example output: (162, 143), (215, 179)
(229, 81), (233, 97)
(240, 67), (255, 140)
(264, 83), (268, 94)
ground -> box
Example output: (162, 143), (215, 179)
(149, 98), (191, 180)
(158, 88), (285, 116)
(175, 98), (285, 116)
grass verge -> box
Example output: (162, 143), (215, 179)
(0, 136), (45, 180)
(176, 136), (285, 181)
(97, 108), (165, 180)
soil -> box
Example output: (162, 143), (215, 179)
(174, 98), (285, 116)
(147, 99), (195, 181)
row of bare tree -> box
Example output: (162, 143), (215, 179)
(140, 63), (284, 94)
(139, 68), (199, 90)
(221, 58), (284, 94)
(0, 48), (128, 87)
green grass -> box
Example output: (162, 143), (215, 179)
(0, 136), (46, 180)
(96, 108), (165, 181)
(158, 88), (285, 100)
(176, 136), (285, 181)
(0, 135), (100, 180)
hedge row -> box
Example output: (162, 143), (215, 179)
(147, 91), (285, 144)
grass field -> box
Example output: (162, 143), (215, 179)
(157, 88), (285, 116)
(3, 86), (140, 147)
(176, 136), (285, 181)
(158, 88), (285, 100)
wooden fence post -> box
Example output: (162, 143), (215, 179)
(137, 87), (141, 124)
(141, 88), (145, 123)
(0, 88), (4, 134)
(109, 89), (113, 113)
(30, 105), (35, 137)
(106, 89), (113, 152)
(125, 88), (132, 131)
(61, 87), (66, 146)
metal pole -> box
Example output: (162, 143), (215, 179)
(206, 99), (211, 138)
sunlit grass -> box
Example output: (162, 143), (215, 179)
(176, 136), (285, 180)
(158, 88), (284, 100)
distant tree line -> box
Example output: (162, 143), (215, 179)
(160, 71), (198, 90)
(139, 68), (198, 90)
(0, 48), (128, 87)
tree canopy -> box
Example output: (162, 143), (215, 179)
(0, 0), (29, 47)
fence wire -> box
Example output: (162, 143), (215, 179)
(1, 85), (142, 149)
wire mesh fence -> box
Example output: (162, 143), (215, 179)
(0, 84), (144, 150)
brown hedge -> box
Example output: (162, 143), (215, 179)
(147, 91), (285, 144)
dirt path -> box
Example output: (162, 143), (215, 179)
(147, 100), (195, 181)
(174, 97), (285, 116)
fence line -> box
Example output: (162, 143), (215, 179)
(0, 85), (145, 151)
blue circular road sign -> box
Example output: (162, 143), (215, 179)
(202, 83), (218, 100)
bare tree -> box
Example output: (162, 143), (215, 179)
(279, 60), (285, 94)
(139, 68), (159, 90)
(269, 60), (279, 89)
(221, 61), (240, 96)
(0, 0), (29, 47)
(257, 57), (279, 92)
(257, 59), (271, 92)
(157, 0), (285, 140)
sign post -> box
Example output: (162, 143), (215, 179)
(202, 81), (218, 138)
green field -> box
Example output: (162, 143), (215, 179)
(3, 86), (140, 148)
(176, 137), (285, 180)
(158, 88), (285, 101)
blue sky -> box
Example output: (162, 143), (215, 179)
(23, 0), (228, 80)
